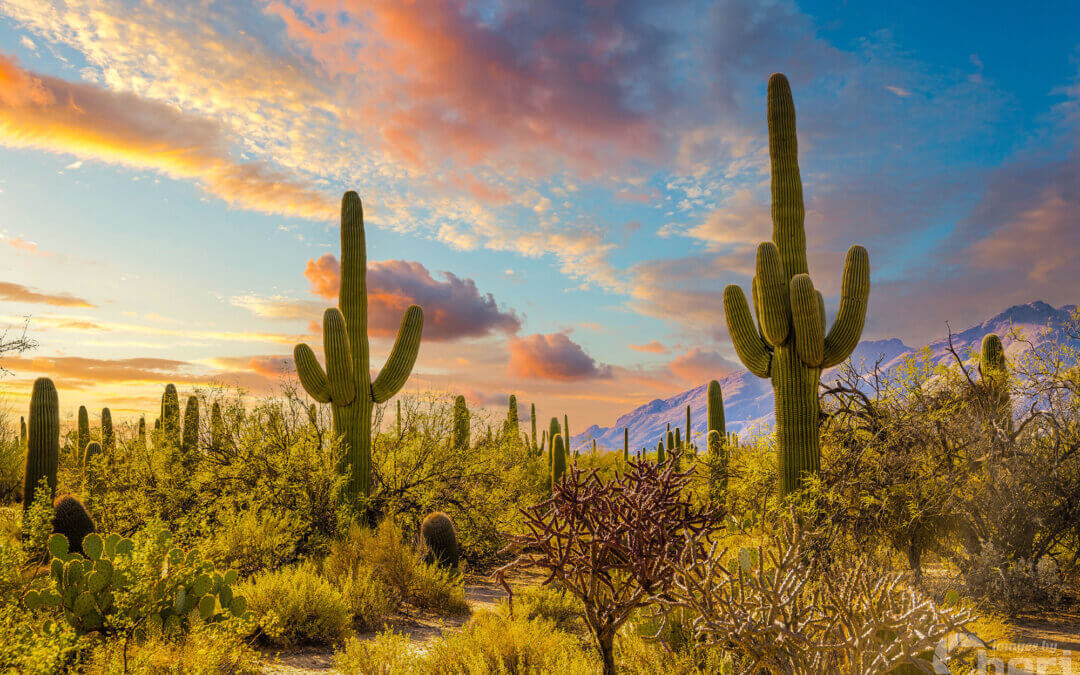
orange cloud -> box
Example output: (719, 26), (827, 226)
(630, 340), (668, 354)
(0, 54), (334, 221)
(0, 281), (94, 308)
(303, 255), (520, 341)
(507, 333), (612, 382)
(4, 355), (196, 388)
(667, 348), (739, 383)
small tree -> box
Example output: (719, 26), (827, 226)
(495, 456), (715, 675)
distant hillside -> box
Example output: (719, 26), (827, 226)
(571, 302), (1077, 453)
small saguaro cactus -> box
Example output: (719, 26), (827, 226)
(723, 74), (870, 495)
(161, 384), (181, 448)
(421, 511), (460, 570)
(77, 406), (90, 456)
(563, 414), (570, 457)
(452, 395), (470, 451)
(182, 396), (199, 457)
(623, 427), (629, 463)
(294, 191), (424, 499)
(551, 433), (566, 493)
(685, 405), (691, 446)
(707, 380), (728, 506)
(530, 403), (538, 454)
(137, 416), (147, 449)
(548, 417), (561, 470)
(210, 402), (225, 451)
(100, 408), (115, 453)
(979, 333), (1012, 433)
(52, 494), (95, 556)
(538, 430), (547, 455)
(505, 394), (520, 440)
(24, 378), (59, 509)
(83, 441), (101, 467)
(656, 440), (665, 464)
(20, 416), (26, 446)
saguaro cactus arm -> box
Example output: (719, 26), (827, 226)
(723, 286), (771, 378)
(323, 309), (357, 405)
(294, 344), (331, 403)
(820, 245), (870, 368)
(371, 305), (423, 403)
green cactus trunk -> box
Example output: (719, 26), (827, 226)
(980, 333), (1012, 435)
(685, 405), (691, 447)
(623, 428), (629, 463)
(563, 414), (570, 457)
(210, 402), (224, 451)
(656, 440), (665, 464)
(452, 395), (470, 451)
(548, 417), (561, 473)
(100, 408), (114, 453)
(77, 406), (89, 456)
(161, 384), (181, 448)
(138, 416), (146, 449)
(707, 380), (728, 505)
(505, 395), (519, 440)
(24, 378), (59, 510)
(182, 396), (199, 456)
(294, 192), (423, 500)
(722, 74), (869, 496)
(551, 433), (565, 493)
(20, 416), (26, 446)
(530, 403), (538, 454)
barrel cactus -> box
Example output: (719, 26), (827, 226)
(294, 191), (423, 499)
(23, 377), (59, 509)
(52, 494), (95, 556)
(723, 74), (869, 495)
(452, 395), (470, 451)
(421, 511), (460, 570)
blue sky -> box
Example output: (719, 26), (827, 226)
(1, 0), (1078, 429)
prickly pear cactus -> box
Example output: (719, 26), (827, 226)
(723, 74), (869, 495)
(37, 530), (248, 637)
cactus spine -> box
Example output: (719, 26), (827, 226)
(723, 74), (869, 495)
(294, 192), (424, 498)
(161, 384), (181, 448)
(77, 406), (89, 456)
(24, 378), (59, 509)
(452, 395), (470, 451)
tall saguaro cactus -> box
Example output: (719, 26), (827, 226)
(161, 384), (181, 448)
(723, 74), (870, 495)
(23, 378), (59, 510)
(294, 192), (424, 499)
(706, 380), (728, 507)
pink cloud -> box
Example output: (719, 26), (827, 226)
(668, 347), (739, 383)
(630, 340), (668, 354)
(508, 333), (612, 382)
(304, 255), (520, 341)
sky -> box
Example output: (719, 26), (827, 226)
(1, 0), (1079, 430)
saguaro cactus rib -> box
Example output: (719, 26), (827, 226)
(293, 191), (424, 499)
(722, 73), (870, 495)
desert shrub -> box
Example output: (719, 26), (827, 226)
(241, 563), (351, 646)
(509, 584), (583, 632)
(338, 567), (397, 633)
(960, 543), (1065, 616)
(0, 434), (21, 502)
(328, 519), (467, 615)
(202, 508), (301, 576)
(334, 629), (417, 675)
(419, 612), (594, 674)
(85, 620), (260, 674)
(0, 601), (83, 674)
(616, 622), (732, 675)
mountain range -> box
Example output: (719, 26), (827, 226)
(570, 301), (1078, 453)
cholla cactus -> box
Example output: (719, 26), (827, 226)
(294, 192), (423, 499)
(23, 378), (59, 510)
(723, 74), (869, 495)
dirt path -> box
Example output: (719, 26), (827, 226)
(260, 571), (541, 674)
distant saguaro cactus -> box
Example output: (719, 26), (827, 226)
(551, 433), (566, 493)
(137, 416), (146, 449)
(623, 427), (629, 463)
(23, 378), (59, 509)
(294, 191), (423, 499)
(210, 402), (225, 451)
(723, 74), (869, 495)
(182, 396), (199, 457)
(161, 384), (181, 447)
(530, 403), (538, 454)
(563, 414), (570, 457)
(77, 406), (90, 456)
(979, 333), (1012, 434)
(706, 380), (728, 506)
(505, 394), (520, 440)
(20, 416), (26, 447)
(452, 395), (470, 451)
(100, 408), (114, 453)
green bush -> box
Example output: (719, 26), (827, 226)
(241, 563), (351, 646)
(335, 629), (416, 675)
(86, 620), (261, 674)
(202, 508), (300, 576)
(338, 567), (396, 633)
(509, 585), (584, 632)
(421, 612), (594, 674)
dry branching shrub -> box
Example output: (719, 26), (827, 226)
(659, 514), (972, 674)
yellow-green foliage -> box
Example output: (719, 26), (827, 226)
(334, 629), (417, 675)
(202, 508), (300, 576)
(241, 563), (351, 647)
(85, 621), (260, 674)
(508, 584), (584, 632)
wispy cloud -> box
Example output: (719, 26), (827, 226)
(0, 281), (94, 307)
